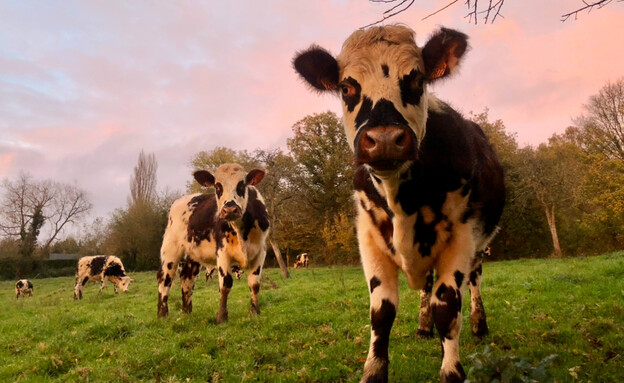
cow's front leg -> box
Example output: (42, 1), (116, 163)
(98, 278), (106, 295)
(432, 248), (472, 383)
(469, 252), (488, 337)
(216, 255), (232, 324)
(359, 239), (399, 383)
(180, 259), (201, 314)
(247, 251), (266, 315)
(74, 276), (88, 300)
(417, 270), (435, 339)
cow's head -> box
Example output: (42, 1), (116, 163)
(293, 25), (468, 176)
(118, 276), (135, 292)
(194, 163), (265, 221)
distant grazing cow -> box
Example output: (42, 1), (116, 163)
(74, 255), (134, 300)
(293, 253), (309, 269)
(231, 264), (244, 280)
(206, 265), (217, 281)
(294, 25), (505, 382)
(157, 163), (270, 323)
(15, 279), (33, 298)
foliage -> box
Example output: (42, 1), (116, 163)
(466, 345), (557, 383)
(1, 253), (623, 381)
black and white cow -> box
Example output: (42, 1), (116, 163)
(293, 253), (309, 268)
(157, 163), (270, 323)
(15, 279), (34, 298)
(293, 25), (505, 382)
(74, 255), (134, 300)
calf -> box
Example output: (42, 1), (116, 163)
(15, 279), (34, 298)
(74, 255), (134, 300)
(294, 25), (505, 382)
(157, 163), (270, 323)
(293, 253), (309, 268)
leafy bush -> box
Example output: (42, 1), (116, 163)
(466, 345), (557, 383)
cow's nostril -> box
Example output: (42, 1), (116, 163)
(395, 131), (406, 147)
(363, 132), (376, 150)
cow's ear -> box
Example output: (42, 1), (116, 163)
(245, 169), (265, 186)
(194, 170), (215, 187)
(293, 45), (340, 92)
(422, 28), (468, 81)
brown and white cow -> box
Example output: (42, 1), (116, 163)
(157, 163), (270, 323)
(74, 255), (134, 300)
(15, 279), (34, 298)
(293, 253), (309, 268)
(293, 25), (505, 382)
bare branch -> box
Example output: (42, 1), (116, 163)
(422, 0), (459, 21)
(561, 0), (622, 22)
(362, 0), (415, 29)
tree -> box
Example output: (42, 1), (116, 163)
(0, 173), (91, 257)
(129, 150), (158, 206)
(286, 111), (357, 264)
(573, 78), (624, 162)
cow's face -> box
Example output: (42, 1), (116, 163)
(194, 163), (265, 221)
(118, 276), (134, 292)
(293, 25), (468, 177)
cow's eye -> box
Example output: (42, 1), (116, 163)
(215, 183), (223, 198)
(340, 83), (356, 97)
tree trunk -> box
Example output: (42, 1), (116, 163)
(270, 238), (290, 279)
(543, 204), (563, 258)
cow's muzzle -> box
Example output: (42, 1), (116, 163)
(220, 201), (242, 221)
(355, 125), (415, 172)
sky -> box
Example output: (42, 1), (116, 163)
(1, 0), (623, 229)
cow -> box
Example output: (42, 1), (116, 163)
(231, 264), (244, 280)
(293, 253), (309, 269)
(74, 255), (134, 300)
(293, 25), (505, 382)
(157, 163), (270, 323)
(15, 279), (34, 298)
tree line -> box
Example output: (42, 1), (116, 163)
(1, 79), (622, 275)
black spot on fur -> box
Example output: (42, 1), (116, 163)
(223, 273), (233, 289)
(424, 272), (434, 293)
(180, 260), (200, 280)
(104, 263), (126, 278)
(218, 267), (225, 278)
(381, 64), (389, 77)
(433, 284), (461, 339)
(399, 69), (424, 107)
(236, 181), (246, 197)
(454, 271), (464, 289)
(441, 362), (466, 383)
(371, 299), (396, 361)
(187, 194), (217, 244)
(414, 212), (437, 257)
(253, 266), (261, 275)
(89, 256), (107, 276)
(27, 280), (33, 289)
(354, 167), (395, 254)
(354, 96), (373, 130)
(251, 283), (260, 294)
(342, 76), (362, 112)
(164, 274), (172, 287)
(16, 281), (23, 288)
(369, 276), (381, 293)
(82, 276), (89, 286)
(242, 188), (270, 241)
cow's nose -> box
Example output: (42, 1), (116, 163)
(220, 202), (242, 220)
(357, 126), (414, 170)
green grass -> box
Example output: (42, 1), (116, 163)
(1, 252), (623, 382)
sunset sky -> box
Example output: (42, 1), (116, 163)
(1, 0), (623, 225)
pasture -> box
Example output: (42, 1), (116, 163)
(1, 252), (623, 382)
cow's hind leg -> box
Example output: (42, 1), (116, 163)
(469, 252), (488, 337)
(180, 259), (201, 314)
(157, 240), (183, 317)
(417, 271), (435, 339)
(360, 243), (399, 383)
(432, 250), (472, 383)
(216, 256), (232, 324)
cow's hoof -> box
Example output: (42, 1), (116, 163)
(416, 329), (434, 339)
(250, 303), (260, 315)
(216, 310), (228, 324)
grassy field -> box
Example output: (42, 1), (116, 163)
(1, 252), (623, 382)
